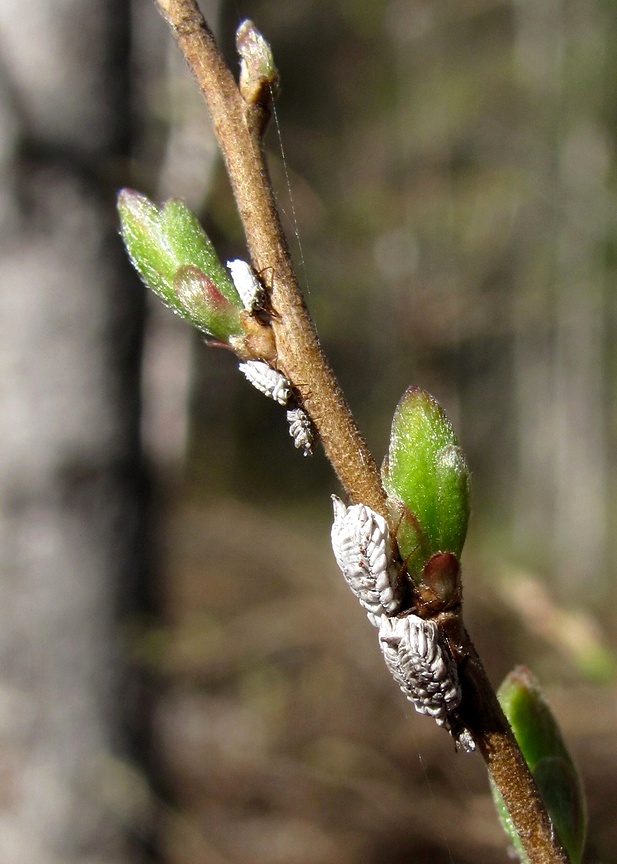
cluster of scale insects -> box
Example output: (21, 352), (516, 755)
(331, 497), (474, 752)
(230, 259), (472, 750)
(229, 259), (314, 455)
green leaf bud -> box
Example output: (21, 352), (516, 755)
(493, 666), (586, 864)
(382, 386), (471, 584)
(117, 189), (244, 339)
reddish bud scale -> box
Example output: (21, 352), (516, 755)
(173, 265), (242, 341)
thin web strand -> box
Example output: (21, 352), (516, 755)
(269, 84), (310, 296)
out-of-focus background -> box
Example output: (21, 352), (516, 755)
(0, 1), (615, 862)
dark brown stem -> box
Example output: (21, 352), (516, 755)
(153, 3), (570, 863)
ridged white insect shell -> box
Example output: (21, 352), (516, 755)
(238, 360), (291, 405)
(227, 258), (266, 312)
(330, 496), (401, 625)
(379, 614), (462, 725)
(287, 407), (314, 456)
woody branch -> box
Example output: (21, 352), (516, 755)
(152, 3), (569, 863)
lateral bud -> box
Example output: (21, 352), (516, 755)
(236, 19), (279, 130)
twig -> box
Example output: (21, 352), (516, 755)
(155, 0), (385, 517)
(152, 3), (570, 863)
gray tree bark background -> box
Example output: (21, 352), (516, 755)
(0, 2), (154, 861)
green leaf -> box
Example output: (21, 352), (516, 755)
(382, 386), (471, 583)
(493, 666), (587, 864)
(117, 189), (244, 340)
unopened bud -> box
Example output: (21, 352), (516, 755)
(118, 189), (244, 341)
(382, 386), (471, 585)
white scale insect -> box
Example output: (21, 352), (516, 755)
(330, 496), (402, 625)
(227, 258), (266, 313)
(287, 407), (314, 456)
(238, 359), (291, 405)
(379, 615), (458, 721)
(378, 613), (474, 751)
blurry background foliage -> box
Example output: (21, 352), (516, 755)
(134, 0), (617, 862)
(154, 0), (617, 609)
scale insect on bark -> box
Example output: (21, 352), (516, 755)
(287, 406), (314, 456)
(378, 613), (474, 751)
(238, 360), (291, 405)
(330, 496), (402, 625)
(227, 258), (267, 313)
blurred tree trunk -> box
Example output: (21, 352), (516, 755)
(0, 1), (152, 861)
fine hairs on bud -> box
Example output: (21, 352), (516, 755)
(227, 258), (266, 313)
(238, 360), (291, 405)
(330, 496), (401, 625)
(287, 407), (314, 456)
